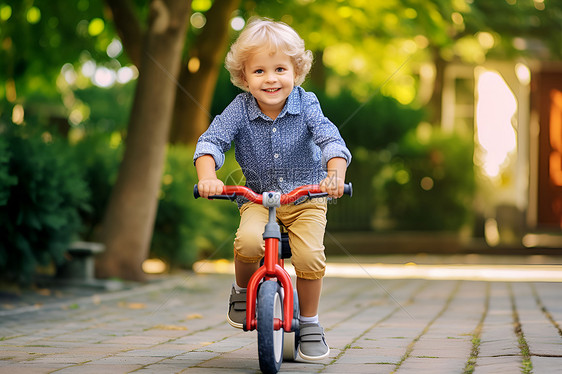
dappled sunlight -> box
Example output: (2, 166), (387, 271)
(475, 69), (518, 179)
(193, 259), (562, 282)
(142, 258), (168, 274)
(325, 262), (562, 282)
(5, 0), (562, 285)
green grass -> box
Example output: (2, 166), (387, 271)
(463, 337), (481, 374)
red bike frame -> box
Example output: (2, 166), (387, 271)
(215, 185), (325, 332)
(195, 183), (351, 333)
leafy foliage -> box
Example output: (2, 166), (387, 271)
(0, 136), (17, 205)
(72, 83), (135, 134)
(71, 133), (123, 240)
(316, 90), (425, 151)
(252, 0), (562, 104)
(373, 126), (476, 231)
(150, 146), (241, 268)
(0, 128), (90, 283)
(3, 0), (556, 278)
(0, 0), (117, 107)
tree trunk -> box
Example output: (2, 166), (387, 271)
(428, 46), (446, 126)
(169, 0), (241, 145)
(96, 0), (190, 281)
(310, 50), (326, 91)
(105, 0), (144, 67)
(169, 58), (217, 144)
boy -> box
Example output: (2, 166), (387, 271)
(193, 18), (351, 361)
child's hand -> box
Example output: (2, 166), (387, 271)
(320, 157), (347, 198)
(320, 174), (345, 198)
(195, 155), (224, 198)
(197, 178), (225, 199)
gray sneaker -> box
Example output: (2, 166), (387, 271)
(298, 323), (330, 361)
(227, 285), (246, 329)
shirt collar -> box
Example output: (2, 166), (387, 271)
(247, 87), (302, 121)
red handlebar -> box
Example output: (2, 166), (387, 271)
(193, 183), (352, 204)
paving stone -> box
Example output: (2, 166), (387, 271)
(409, 338), (473, 358)
(531, 356), (562, 373)
(478, 339), (520, 357)
(1, 264), (562, 373)
(322, 362), (395, 373)
(336, 351), (402, 365)
(0, 363), (69, 374)
(396, 357), (467, 373)
(54, 363), (144, 374)
(132, 363), (189, 374)
(472, 356), (523, 374)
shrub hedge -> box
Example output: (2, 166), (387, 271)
(151, 146), (241, 268)
(372, 125), (476, 231)
(0, 88), (476, 282)
(0, 129), (90, 283)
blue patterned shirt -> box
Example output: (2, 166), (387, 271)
(193, 86), (352, 195)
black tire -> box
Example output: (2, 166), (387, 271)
(283, 288), (299, 361)
(257, 280), (284, 374)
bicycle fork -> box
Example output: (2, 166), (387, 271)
(244, 205), (295, 332)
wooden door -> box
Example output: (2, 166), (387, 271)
(536, 71), (562, 228)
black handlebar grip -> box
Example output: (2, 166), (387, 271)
(193, 184), (237, 201)
(344, 182), (353, 197)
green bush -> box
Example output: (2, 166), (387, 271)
(150, 145), (241, 268)
(373, 125), (476, 231)
(308, 90), (475, 233)
(70, 133), (122, 240)
(0, 129), (90, 283)
(68, 138), (243, 269)
(318, 90), (427, 231)
(315, 90), (424, 151)
(0, 136), (17, 205)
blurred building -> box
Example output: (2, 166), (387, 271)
(441, 59), (562, 250)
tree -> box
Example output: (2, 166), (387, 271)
(3, 0), (561, 281)
(401, 0), (562, 124)
(169, 0), (241, 144)
(62, 0), (562, 281)
(95, 0), (190, 281)
(0, 1), (114, 123)
(251, 0), (562, 124)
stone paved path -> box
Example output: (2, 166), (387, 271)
(1, 269), (562, 373)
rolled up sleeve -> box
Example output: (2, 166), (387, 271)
(305, 93), (352, 169)
(193, 96), (242, 170)
(193, 141), (226, 170)
(321, 142), (352, 170)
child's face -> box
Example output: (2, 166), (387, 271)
(244, 49), (295, 119)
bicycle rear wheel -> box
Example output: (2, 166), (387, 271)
(257, 280), (284, 374)
(283, 288), (299, 361)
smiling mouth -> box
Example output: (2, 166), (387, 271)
(263, 88), (281, 93)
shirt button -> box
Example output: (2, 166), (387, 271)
(272, 128), (277, 132)
(274, 153), (279, 158)
(279, 177), (284, 182)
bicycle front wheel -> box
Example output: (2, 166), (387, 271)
(257, 280), (284, 374)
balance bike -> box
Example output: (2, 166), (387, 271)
(194, 183), (352, 373)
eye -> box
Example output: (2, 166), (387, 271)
(254, 69), (264, 74)
(276, 67), (286, 73)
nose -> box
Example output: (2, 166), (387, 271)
(265, 71), (277, 83)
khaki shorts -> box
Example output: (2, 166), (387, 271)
(233, 199), (328, 280)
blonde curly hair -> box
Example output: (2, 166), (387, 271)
(225, 17), (313, 91)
